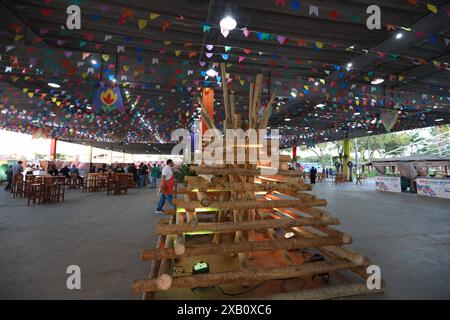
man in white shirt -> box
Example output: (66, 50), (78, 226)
(155, 159), (176, 214)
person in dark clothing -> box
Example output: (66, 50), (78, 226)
(309, 166), (318, 184)
(60, 165), (70, 179)
(48, 165), (59, 176)
(4, 165), (13, 190)
(138, 163), (146, 187)
(114, 165), (125, 173)
(127, 163), (138, 183)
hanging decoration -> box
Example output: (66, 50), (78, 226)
(92, 84), (125, 113)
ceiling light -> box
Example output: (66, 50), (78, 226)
(125, 90), (129, 95)
(395, 32), (403, 39)
(371, 78), (385, 85)
(220, 3), (237, 37)
(368, 131), (373, 133)
(347, 63), (353, 68)
(316, 103), (325, 108)
(91, 59), (97, 65)
(290, 91), (297, 97)
(435, 118), (444, 122)
(48, 82), (60, 88)
(206, 68), (217, 77)
(220, 16), (237, 31)
(285, 118), (291, 122)
(354, 112), (360, 115)
(314, 82), (319, 86)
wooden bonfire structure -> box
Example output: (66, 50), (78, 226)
(133, 64), (384, 300)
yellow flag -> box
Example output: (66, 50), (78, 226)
(175, 50), (181, 57)
(426, 3), (437, 13)
(138, 19), (147, 30)
(149, 13), (160, 20)
(14, 35), (24, 42)
(102, 54), (109, 62)
(315, 41), (323, 49)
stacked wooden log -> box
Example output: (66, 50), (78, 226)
(133, 65), (383, 300)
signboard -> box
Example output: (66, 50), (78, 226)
(416, 178), (450, 199)
(375, 176), (401, 193)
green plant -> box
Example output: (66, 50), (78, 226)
(174, 164), (195, 184)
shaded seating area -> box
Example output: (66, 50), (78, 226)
(83, 173), (108, 192)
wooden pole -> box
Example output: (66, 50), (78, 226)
(191, 166), (304, 177)
(141, 236), (344, 260)
(133, 259), (356, 292)
(156, 216), (339, 235)
(174, 199), (326, 211)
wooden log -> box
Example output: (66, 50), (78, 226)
(248, 82), (255, 128)
(220, 63), (231, 128)
(141, 236), (344, 260)
(155, 217), (175, 291)
(259, 92), (276, 129)
(191, 166), (303, 177)
(230, 94), (237, 129)
(251, 74), (263, 129)
(197, 191), (210, 207)
(174, 199), (325, 211)
(262, 283), (384, 300)
(186, 181), (312, 192)
(291, 226), (367, 266)
(258, 175), (303, 184)
(174, 235), (186, 256)
(156, 216), (339, 235)
(133, 259), (356, 292)
(142, 234), (163, 300)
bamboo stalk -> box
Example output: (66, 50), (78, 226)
(186, 181), (312, 192)
(251, 74), (263, 129)
(174, 199), (326, 211)
(141, 236), (344, 260)
(156, 216), (339, 235)
(191, 166), (303, 177)
(259, 91), (276, 129)
(220, 63), (230, 128)
(133, 259), (356, 292)
(249, 82), (255, 128)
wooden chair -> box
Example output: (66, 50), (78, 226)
(68, 173), (80, 189)
(334, 174), (346, 185)
(107, 173), (128, 195)
(12, 174), (25, 198)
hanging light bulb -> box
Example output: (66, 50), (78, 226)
(220, 3), (237, 38)
(206, 68), (217, 77)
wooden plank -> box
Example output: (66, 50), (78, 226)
(133, 259), (356, 293)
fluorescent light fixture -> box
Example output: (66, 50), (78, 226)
(290, 91), (297, 97)
(316, 103), (325, 108)
(368, 130), (373, 133)
(354, 112), (360, 115)
(396, 32), (403, 39)
(48, 82), (60, 88)
(435, 118), (444, 122)
(91, 59), (97, 65)
(314, 81), (319, 86)
(371, 78), (384, 85)
(285, 118), (291, 122)
(347, 63), (353, 68)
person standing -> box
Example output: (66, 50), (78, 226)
(4, 165), (13, 191)
(10, 161), (24, 192)
(309, 166), (317, 184)
(155, 159), (176, 214)
(150, 163), (159, 188)
(138, 163), (146, 188)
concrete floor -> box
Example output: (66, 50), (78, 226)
(0, 181), (449, 299)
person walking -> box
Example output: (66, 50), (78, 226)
(155, 159), (176, 214)
(309, 166), (317, 184)
(150, 163), (159, 188)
